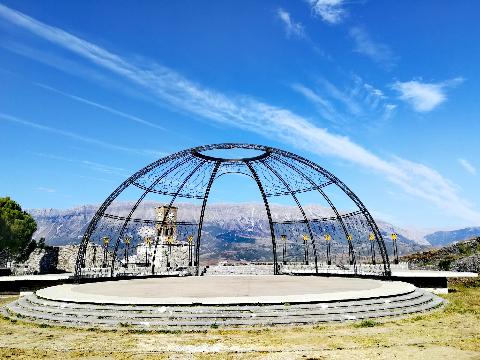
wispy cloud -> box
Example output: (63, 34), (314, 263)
(0, 112), (162, 158)
(0, 41), (155, 104)
(349, 27), (396, 68)
(277, 9), (305, 39)
(36, 187), (56, 193)
(32, 152), (130, 177)
(291, 83), (343, 126)
(293, 75), (396, 128)
(1, 4), (479, 224)
(392, 78), (464, 112)
(459, 158), (477, 175)
(307, 0), (346, 24)
(35, 83), (165, 130)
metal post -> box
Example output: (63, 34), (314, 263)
(347, 234), (354, 265)
(75, 151), (192, 280)
(392, 233), (399, 264)
(188, 235), (193, 266)
(245, 162), (278, 275)
(92, 246), (96, 267)
(151, 160), (206, 275)
(110, 156), (194, 277)
(102, 236), (109, 268)
(194, 161), (221, 275)
(325, 234), (332, 265)
(303, 234), (309, 265)
(369, 233), (376, 265)
(271, 155), (356, 273)
(277, 150), (390, 275)
(261, 160), (318, 273)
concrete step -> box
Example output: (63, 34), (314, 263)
(19, 291), (436, 321)
(2, 289), (444, 329)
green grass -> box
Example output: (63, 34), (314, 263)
(353, 319), (380, 328)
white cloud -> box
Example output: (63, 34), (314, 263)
(459, 158), (476, 175)
(1, 4), (480, 224)
(277, 9), (305, 39)
(307, 0), (345, 24)
(36, 187), (56, 193)
(392, 78), (463, 112)
(349, 27), (395, 67)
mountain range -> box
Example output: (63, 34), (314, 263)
(27, 202), (480, 261)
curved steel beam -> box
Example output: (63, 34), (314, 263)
(194, 161), (221, 275)
(150, 159), (206, 274)
(245, 162), (278, 274)
(277, 150), (390, 276)
(260, 159), (318, 273)
(271, 155), (357, 272)
(109, 156), (194, 275)
(74, 154), (191, 279)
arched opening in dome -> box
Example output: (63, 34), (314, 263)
(194, 147), (269, 162)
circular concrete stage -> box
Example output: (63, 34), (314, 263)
(37, 276), (415, 305)
(3, 276), (444, 329)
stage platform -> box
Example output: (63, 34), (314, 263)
(2, 275), (445, 329)
(37, 275), (415, 305)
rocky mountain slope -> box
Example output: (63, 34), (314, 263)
(400, 237), (480, 272)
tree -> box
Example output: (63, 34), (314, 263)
(0, 197), (37, 259)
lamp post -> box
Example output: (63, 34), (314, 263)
(281, 234), (287, 265)
(166, 235), (173, 268)
(303, 234), (309, 265)
(187, 235), (194, 266)
(124, 236), (131, 268)
(145, 237), (152, 266)
(325, 234), (332, 265)
(92, 245), (97, 267)
(102, 236), (109, 268)
(347, 234), (354, 265)
(391, 233), (399, 264)
(369, 233), (376, 265)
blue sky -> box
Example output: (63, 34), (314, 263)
(1, 0), (479, 229)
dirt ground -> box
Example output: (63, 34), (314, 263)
(0, 278), (479, 360)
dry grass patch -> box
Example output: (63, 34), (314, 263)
(0, 278), (478, 359)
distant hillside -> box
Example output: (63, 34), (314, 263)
(27, 202), (428, 262)
(401, 237), (480, 272)
(425, 227), (480, 247)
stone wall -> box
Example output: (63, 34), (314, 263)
(12, 248), (59, 275)
(9, 243), (190, 276)
(57, 245), (78, 273)
(57, 244), (104, 272)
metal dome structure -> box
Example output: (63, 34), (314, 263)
(75, 143), (391, 279)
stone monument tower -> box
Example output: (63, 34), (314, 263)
(155, 205), (178, 243)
